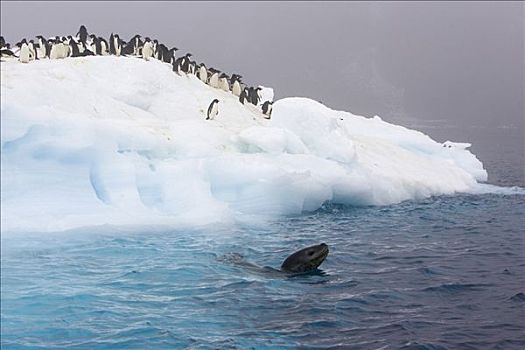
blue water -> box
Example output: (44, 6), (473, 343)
(1, 127), (524, 349)
(2, 193), (524, 350)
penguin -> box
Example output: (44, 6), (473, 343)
(248, 87), (262, 105)
(18, 39), (31, 63)
(156, 43), (170, 63)
(68, 39), (81, 57)
(239, 88), (249, 105)
(121, 40), (134, 56)
(28, 40), (37, 60)
(142, 37), (154, 61)
(206, 99), (219, 120)
(124, 34), (142, 56)
(152, 39), (159, 59)
(98, 37), (109, 55)
(49, 37), (65, 59)
(168, 47), (178, 64)
(230, 74), (243, 97)
(0, 36), (4, 48)
(189, 60), (197, 75)
(49, 39), (58, 59)
(208, 68), (220, 88)
(36, 35), (50, 58)
(77, 25), (88, 43)
(88, 34), (100, 54)
(180, 53), (192, 73)
(173, 56), (184, 75)
(109, 33), (116, 55)
(262, 101), (273, 119)
(1, 43), (15, 59)
(78, 41), (94, 56)
(219, 73), (230, 92)
(134, 35), (144, 56)
(61, 37), (71, 57)
(115, 34), (123, 56)
(198, 63), (208, 83)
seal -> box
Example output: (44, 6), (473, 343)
(220, 243), (329, 276)
(281, 243), (329, 273)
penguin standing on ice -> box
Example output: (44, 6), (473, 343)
(197, 63), (208, 83)
(262, 101), (273, 119)
(68, 38), (81, 57)
(109, 33), (122, 55)
(77, 25), (88, 43)
(180, 53), (192, 73)
(142, 37), (154, 61)
(230, 74), (243, 96)
(0, 37), (15, 59)
(98, 36), (109, 55)
(18, 39), (31, 63)
(36, 35), (50, 58)
(28, 40), (37, 60)
(239, 88), (249, 105)
(219, 73), (230, 92)
(206, 99), (219, 120)
(78, 41), (94, 56)
(88, 34), (100, 55)
(248, 87), (262, 105)
(168, 47), (178, 64)
(207, 68), (220, 88)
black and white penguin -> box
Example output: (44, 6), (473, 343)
(180, 53), (192, 73)
(207, 68), (220, 88)
(248, 87), (262, 105)
(0, 36), (5, 48)
(239, 88), (249, 105)
(167, 47), (178, 64)
(36, 35), (50, 58)
(206, 99), (219, 120)
(219, 73), (230, 92)
(48, 38), (58, 59)
(78, 41), (94, 56)
(230, 74), (243, 97)
(77, 25), (88, 43)
(28, 40), (38, 60)
(261, 101), (273, 119)
(173, 56), (184, 75)
(152, 39), (159, 59)
(88, 34), (100, 55)
(142, 37), (154, 61)
(68, 39), (81, 57)
(122, 34), (141, 56)
(18, 39), (30, 63)
(156, 43), (169, 63)
(98, 37), (109, 55)
(61, 37), (71, 57)
(197, 63), (207, 83)
(109, 33), (122, 55)
(0, 41), (15, 59)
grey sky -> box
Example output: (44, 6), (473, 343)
(1, 1), (523, 132)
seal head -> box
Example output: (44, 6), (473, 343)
(281, 243), (329, 273)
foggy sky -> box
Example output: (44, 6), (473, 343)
(1, 1), (523, 132)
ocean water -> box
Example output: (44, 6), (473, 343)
(1, 127), (524, 349)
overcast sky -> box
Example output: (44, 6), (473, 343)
(1, 1), (523, 132)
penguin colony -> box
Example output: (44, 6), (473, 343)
(0, 26), (274, 119)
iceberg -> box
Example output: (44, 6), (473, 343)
(0, 56), (517, 232)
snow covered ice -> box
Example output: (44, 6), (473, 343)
(1, 56), (521, 232)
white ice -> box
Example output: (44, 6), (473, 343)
(1, 56), (521, 233)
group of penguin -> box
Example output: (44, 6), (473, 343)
(0, 25), (274, 120)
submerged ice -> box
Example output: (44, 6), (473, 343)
(0, 56), (511, 232)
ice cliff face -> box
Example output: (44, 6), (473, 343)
(1, 56), (495, 232)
